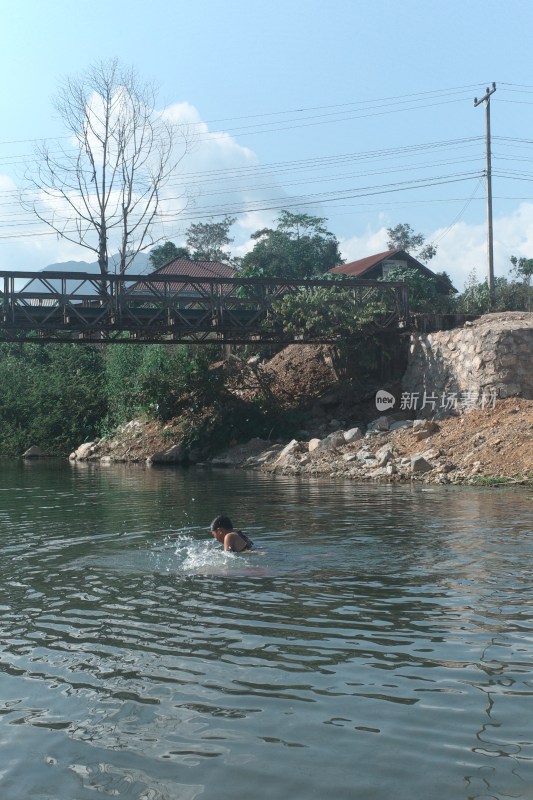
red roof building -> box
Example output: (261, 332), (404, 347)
(129, 258), (237, 299)
(330, 248), (456, 293)
(148, 258), (236, 282)
(130, 258), (237, 296)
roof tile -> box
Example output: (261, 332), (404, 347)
(329, 249), (400, 276)
(151, 258), (236, 279)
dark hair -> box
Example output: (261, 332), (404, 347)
(210, 514), (233, 531)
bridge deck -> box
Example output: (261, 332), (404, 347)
(0, 271), (409, 344)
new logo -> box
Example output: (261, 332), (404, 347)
(375, 390), (396, 412)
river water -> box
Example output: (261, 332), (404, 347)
(0, 460), (532, 800)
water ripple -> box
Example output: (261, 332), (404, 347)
(1, 464), (533, 798)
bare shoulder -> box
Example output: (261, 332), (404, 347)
(223, 531), (245, 552)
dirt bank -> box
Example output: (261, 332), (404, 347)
(68, 313), (533, 484)
(206, 396), (533, 485)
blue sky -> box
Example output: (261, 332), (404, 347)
(2, 0), (533, 288)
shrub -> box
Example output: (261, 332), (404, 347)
(0, 343), (105, 455)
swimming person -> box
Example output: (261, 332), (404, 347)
(210, 515), (254, 552)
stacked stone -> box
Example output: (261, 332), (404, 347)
(402, 313), (533, 412)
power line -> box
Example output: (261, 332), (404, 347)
(6, 80), (533, 255)
(429, 177), (485, 247)
(0, 83), (489, 150)
(0, 171), (484, 240)
(197, 83), (488, 125)
(0, 135), (485, 197)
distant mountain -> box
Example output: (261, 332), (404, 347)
(41, 252), (150, 275)
(41, 260), (100, 274)
(19, 253), (151, 293)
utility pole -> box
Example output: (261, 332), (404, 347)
(474, 82), (496, 302)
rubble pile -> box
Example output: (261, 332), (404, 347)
(210, 397), (533, 484)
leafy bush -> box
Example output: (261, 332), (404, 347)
(0, 340), (224, 455)
(456, 272), (531, 314)
(379, 266), (455, 313)
(0, 343), (105, 455)
(103, 344), (221, 425)
(268, 284), (386, 338)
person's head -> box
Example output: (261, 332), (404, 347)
(210, 514), (233, 541)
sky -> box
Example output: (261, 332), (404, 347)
(2, 0), (533, 289)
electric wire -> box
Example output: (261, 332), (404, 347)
(2, 82), (533, 250)
(0, 172), (484, 240)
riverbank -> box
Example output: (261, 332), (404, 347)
(66, 312), (533, 485)
(68, 395), (533, 486)
(208, 396), (533, 485)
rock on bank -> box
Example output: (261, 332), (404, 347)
(69, 313), (533, 483)
(210, 397), (533, 484)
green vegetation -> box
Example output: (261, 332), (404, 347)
(269, 281), (386, 338)
(0, 340), (305, 458)
(102, 344), (219, 426)
(456, 268), (533, 314)
(0, 343), (106, 456)
(147, 217), (238, 269)
(469, 475), (533, 486)
(378, 265), (455, 313)
(148, 242), (190, 269)
(386, 222), (437, 263)
(185, 215), (237, 263)
(240, 211), (343, 279)
(510, 255), (533, 286)
(0, 342), (220, 456)
(2, 212), (533, 459)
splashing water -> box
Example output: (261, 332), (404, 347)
(149, 532), (245, 576)
(175, 533), (233, 573)
(1, 462), (533, 800)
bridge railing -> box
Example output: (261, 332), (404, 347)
(0, 271), (409, 344)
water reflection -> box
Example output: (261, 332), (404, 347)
(0, 461), (532, 799)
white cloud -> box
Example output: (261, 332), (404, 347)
(158, 102), (283, 249)
(4, 94), (533, 289)
(0, 171), (92, 270)
(231, 210), (280, 258)
(339, 203), (533, 291)
(339, 227), (389, 263)
(0, 175), (16, 192)
(430, 203), (533, 289)
(0, 100), (277, 271)
(491, 201), (533, 264)
(428, 221), (486, 288)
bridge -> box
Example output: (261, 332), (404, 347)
(0, 271), (410, 345)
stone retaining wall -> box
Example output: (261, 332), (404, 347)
(402, 312), (533, 413)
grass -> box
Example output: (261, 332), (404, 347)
(469, 475), (533, 487)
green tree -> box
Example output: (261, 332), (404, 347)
(185, 215), (236, 262)
(240, 210), (343, 279)
(457, 268), (529, 313)
(0, 343), (105, 456)
(510, 255), (533, 310)
(387, 223), (437, 263)
(148, 242), (190, 270)
(510, 255), (533, 283)
(270, 284), (385, 338)
(103, 344), (219, 425)
(380, 265), (454, 312)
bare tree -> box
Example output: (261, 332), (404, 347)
(24, 59), (190, 276)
